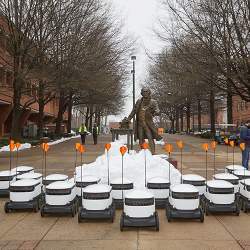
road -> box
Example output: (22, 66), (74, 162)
(0, 133), (249, 250)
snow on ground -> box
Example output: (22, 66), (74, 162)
(76, 140), (181, 189)
(48, 135), (80, 146)
(0, 143), (31, 152)
(116, 135), (165, 145)
(0, 134), (80, 152)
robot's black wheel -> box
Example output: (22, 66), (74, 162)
(242, 200), (248, 213)
(33, 202), (39, 212)
(235, 203), (240, 216)
(155, 212), (159, 231)
(40, 206), (45, 217)
(200, 208), (204, 223)
(120, 213), (124, 231)
(4, 202), (9, 213)
(71, 206), (75, 217)
(166, 208), (172, 222)
(78, 210), (82, 223)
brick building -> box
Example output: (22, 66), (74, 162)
(0, 16), (67, 138)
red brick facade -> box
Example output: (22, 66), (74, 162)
(0, 16), (67, 137)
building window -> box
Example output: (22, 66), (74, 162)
(0, 68), (4, 85)
(0, 26), (6, 49)
(237, 103), (241, 112)
(6, 71), (13, 86)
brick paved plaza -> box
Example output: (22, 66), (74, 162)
(0, 134), (249, 250)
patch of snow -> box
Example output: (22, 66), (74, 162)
(0, 143), (31, 152)
(76, 140), (181, 189)
(48, 135), (80, 146)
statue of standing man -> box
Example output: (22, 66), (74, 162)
(126, 87), (162, 154)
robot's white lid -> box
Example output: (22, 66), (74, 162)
(206, 179), (234, 188)
(0, 170), (16, 177)
(110, 177), (133, 184)
(234, 170), (250, 176)
(147, 176), (169, 184)
(171, 184), (198, 193)
(46, 180), (75, 190)
(182, 174), (205, 181)
(18, 172), (42, 179)
(44, 174), (68, 181)
(214, 173), (238, 180)
(10, 179), (40, 187)
(13, 166), (34, 172)
(240, 179), (250, 186)
(125, 189), (154, 199)
(76, 175), (100, 183)
(226, 165), (245, 171)
(83, 184), (111, 193)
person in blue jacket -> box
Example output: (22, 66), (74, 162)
(240, 120), (250, 169)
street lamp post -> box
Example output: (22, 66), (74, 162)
(131, 56), (136, 136)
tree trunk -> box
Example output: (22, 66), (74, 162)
(180, 108), (184, 132)
(198, 99), (202, 132)
(227, 91), (233, 124)
(210, 90), (216, 136)
(171, 119), (175, 132)
(11, 79), (22, 140)
(37, 81), (45, 138)
(175, 108), (179, 132)
(55, 91), (65, 136)
(186, 103), (191, 133)
(89, 104), (93, 131)
(85, 106), (90, 127)
(67, 93), (73, 134)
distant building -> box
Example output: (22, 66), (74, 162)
(0, 15), (67, 138)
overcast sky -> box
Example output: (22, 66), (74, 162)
(107, 0), (166, 121)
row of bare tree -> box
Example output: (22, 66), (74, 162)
(147, 0), (249, 134)
(0, 0), (133, 139)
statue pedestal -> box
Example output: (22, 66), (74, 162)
(111, 129), (134, 150)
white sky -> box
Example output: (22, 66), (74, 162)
(107, 0), (166, 122)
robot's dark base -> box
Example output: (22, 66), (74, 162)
(0, 189), (9, 198)
(120, 212), (159, 231)
(4, 195), (42, 213)
(40, 198), (78, 217)
(78, 203), (115, 222)
(239, 194), (250, 213)
(113, 199), (123, 209)
(201, 197), (240, 215)
(155, 198), (168, 209)
(166, 203), (204, 222)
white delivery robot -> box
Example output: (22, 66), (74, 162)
(41, 180), (78, 217)
(239, 179), (250, 213)
(202, 180), (239, 215)
(167, 184), (204, 222)
(5, 179), (42, 212)
(147, 176), (170, 208)
(120, 189), (159, 231)
(182, 174), (206, 196)
(0, 170), (17, 197)
(78, 184), (115, 222)
(110, 177), (134, 208)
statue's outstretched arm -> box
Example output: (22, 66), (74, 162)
(127, 100), (138, 120)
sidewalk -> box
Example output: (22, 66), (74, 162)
(0, 134), (249, 250)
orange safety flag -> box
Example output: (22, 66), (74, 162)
(240, 143), (245, 151)
(9, 142), (16, 151)
(165, 144), (173, 154)
(229, 140), (235, 147)
(224, 138), (229, 144)
(211, 141), (217, 150)
(75, 143), (81, 151)
(158, 128), (164, 135)
(141, 142), (149, 150)
(42, 143), (49, 152)
(105, 143), (111, 151)
(202, 143), (209, 152)
(176, 140), (184, 149)
(78, 144), (85, 153)
(15, 142), (21, 149)
(120, 146), (127, 156)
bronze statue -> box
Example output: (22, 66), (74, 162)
(119, 117), (130, 129)
(127, 87), (162, 154)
